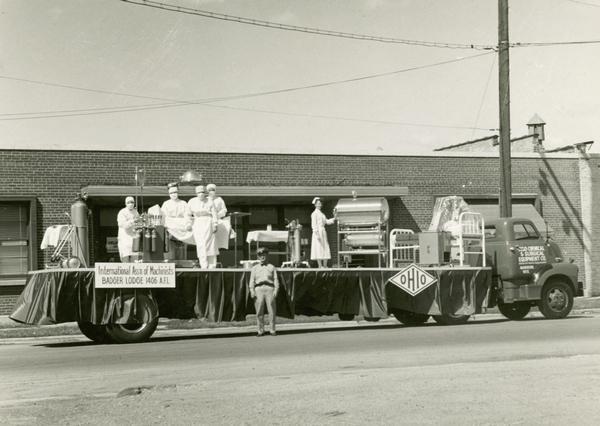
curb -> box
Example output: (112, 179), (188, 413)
(1, 308), (600, 344)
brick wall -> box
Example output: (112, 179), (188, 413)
(0, 149), (590, 313)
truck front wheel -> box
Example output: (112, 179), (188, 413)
(391, 309), (430, 326)
(538, 281), (573, 319)
(498, 302), (531, 320)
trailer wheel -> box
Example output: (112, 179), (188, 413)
(77, 321), (112, 344)
(363, 317), (380, 322)
(538, 280), (573, 319)
(432, 313), (470, 325)
(106, 294), (159, 343)
(498, 302), (531, 320)
(338, 313), (355, 321)
(391, 309), (430, 326)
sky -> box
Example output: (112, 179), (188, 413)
(1, 0), (600, 155)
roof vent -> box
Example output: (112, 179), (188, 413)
(527, 114), (546, 142)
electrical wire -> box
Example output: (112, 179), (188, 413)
(120, 0), (600, 51)
(119, 0), (496, 51)
(564, 0), (600, 8)
(469, 53), (497, 140)
(203, 103), (497, 131)
(512, 40), (600, 47)
(0, 97), (495, 131)
(0, 51), (493, 119)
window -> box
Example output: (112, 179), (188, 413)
(0, 203), (30, 275)
(513, 223), (539, 240)
(484, 225), (497, 240)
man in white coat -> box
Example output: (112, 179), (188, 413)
(161, 183), (188, 260)
(186, 185), (218, 268)
(207, 183), (231, 253)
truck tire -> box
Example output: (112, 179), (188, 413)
(498, 302), (531, 320)
(106, 294), (159, 343)
(338, 313), (355, 321)
(364, 317), (381, 322)
(77, 321), (112, 344)
(538, 280), (573, 319)
(432, 313), (470, 326)
(391, 309), (430, 326)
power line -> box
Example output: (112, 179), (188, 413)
(565, 0), (600, 8)
(120, 0), (600, 51)
(0, 75), (173, 103)
(0, 51), (493, 118)
(205, 103), (497, 131)
(120, 0), (496, 51)
(511, 39), (600, 47)
(470, 54), (497, 140)
(0, 96), (495, 131)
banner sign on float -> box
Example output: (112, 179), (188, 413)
(95, 262), (176, 288)
(388, 263), (437, 296)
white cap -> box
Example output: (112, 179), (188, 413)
(312, 197), (321, 205)
(207, 183), (217, 191)
(195, 185), (206, 194)
(125, 196), (135, 205)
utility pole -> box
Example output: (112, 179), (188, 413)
(498, 0), (512, 217)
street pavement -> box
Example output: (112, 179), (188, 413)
(2, 310), (600, 425)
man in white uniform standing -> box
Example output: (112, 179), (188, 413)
(207, 183), (231, 254)
(161, 183), (188, 261)
(186, 185), (218, 268)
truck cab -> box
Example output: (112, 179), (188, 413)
(484, 217), (580, 320)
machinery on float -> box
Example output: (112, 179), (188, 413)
(42, 192), (90, 268)
(334, 195), (389, 267)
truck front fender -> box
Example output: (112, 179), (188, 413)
(534, 263), (578, 294)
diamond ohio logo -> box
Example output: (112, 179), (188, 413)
(389, 264), (437, 296)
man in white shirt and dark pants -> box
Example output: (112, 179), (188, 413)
(249, 247), (279, 336)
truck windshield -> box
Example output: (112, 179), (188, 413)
(513, 223), (540, 240)
(484, 225), (497, 239)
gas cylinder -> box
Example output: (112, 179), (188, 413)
(70, 194), (89, 267)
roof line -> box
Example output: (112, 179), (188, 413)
(433, 135), (498, 151)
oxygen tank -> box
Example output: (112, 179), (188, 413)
(70, 194), (89, 267)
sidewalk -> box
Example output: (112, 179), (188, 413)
(2, 296), (599, 340)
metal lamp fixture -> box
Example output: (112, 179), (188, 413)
(179, 170), (202, 186)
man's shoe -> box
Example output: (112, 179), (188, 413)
(269, 331), (277, 336)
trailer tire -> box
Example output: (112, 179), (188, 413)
(77, 321), (112, 344)
(106, 294), (159, 343)
(391, 309), (430, 326)
(538, 280), (573, 319)
(432, 313), (470, 325)
(364, 317), (380, 322)
(498, 302), (531, 320)
(338, 313), (355, 321)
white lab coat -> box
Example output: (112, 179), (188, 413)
(117, 207), (139, 259)
(310, 209), (335, 260)
(186, 197), (218, 265)
(210, 196), (231, 250)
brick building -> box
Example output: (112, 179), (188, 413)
(1, 144), (599, 314)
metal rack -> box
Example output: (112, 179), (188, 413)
(334, 197), (389, 268)
(46, 225), (88, 268)
(389, 228), (420, 267)
(457, 212), (486, 267)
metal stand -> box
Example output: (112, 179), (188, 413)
(229, 212), (251, 267)
(49, 225), (88, 268)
